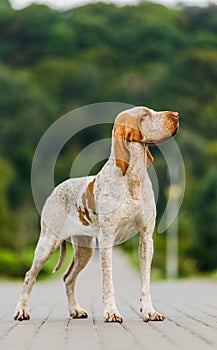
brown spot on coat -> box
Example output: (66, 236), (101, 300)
(77, 179), (96, 226)
(82, 179), (96, 216)
(87, 179), (96, 214)
(76, 205), (90, 226)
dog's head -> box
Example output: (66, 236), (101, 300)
(113, 106), (179, 175)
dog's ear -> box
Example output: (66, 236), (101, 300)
(114, 122), (130, 176)
(146, 146), (154, 167)
(114, 113), (144, 176)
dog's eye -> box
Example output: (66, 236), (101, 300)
(141, 113), (148, 120)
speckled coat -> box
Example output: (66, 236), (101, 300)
(14, 106), (179, 323)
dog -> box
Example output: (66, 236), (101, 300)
(14, 106), (179, 322)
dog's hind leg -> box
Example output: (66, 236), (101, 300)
(14, 229), (63, 321)
(64, 236), (95, 319)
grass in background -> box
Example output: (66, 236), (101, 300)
(0, 241), (73, 281)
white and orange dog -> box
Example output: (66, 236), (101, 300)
(14, 106), (179, 323)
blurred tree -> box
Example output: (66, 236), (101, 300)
(0, 0), (10, 8)
(0, 1), (216, 276)
(0, 156), (15, 247)
(33, 58), (104, 110)
(151, 48), (217, 139)
(190, 168), (217, 271)
(0, 4), (61, 66)
(0, 66), (55, 206)
(184, 4), (217, 33)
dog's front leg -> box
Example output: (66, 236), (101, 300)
(139, 229), (165, 322)
(100, 247), (124, 323)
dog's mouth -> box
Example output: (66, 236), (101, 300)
(172, 122), (179, 136)
(172, 126), (179, 137)
(145, 127), (179, 146)
(143, 119), (179, 146)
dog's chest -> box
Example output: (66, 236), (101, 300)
(95, 171), (155, 236)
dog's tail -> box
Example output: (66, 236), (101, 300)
(52, 240), (66, 273)
(63, 259), (74, 282)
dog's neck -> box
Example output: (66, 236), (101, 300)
(126, 142), (148, 179)
(98, 142), (151, 201)
(109, 141), (148, 180)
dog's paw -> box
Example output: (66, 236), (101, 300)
(70, 308), (88, 319)
(140, 309), (165, 322)
(14, 307), (30, 321)
(104, 312), (124, 323)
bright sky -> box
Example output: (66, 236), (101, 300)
(9, 0), (217, 11)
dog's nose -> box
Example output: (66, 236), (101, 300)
(172, 112), (179, 119)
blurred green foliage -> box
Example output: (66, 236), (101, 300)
(0, 241), (73, 279)
(0, 0), (216, 277)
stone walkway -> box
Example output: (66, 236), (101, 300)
(0, 249), (216, 349)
